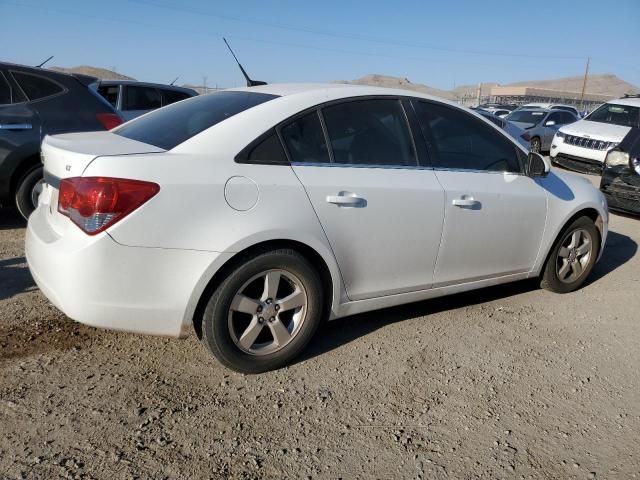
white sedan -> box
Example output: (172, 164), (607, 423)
(26, 84), (608, 373)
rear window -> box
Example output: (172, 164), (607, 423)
(11, 71), (64, 101)
(124, 86), (161, 110)
(114, 91), (278, 150)
(98, 85), (119, 108)
(162, 89), (191, 106)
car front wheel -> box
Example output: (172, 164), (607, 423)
(201, 249), (324, 373)
(541, 216), (600, 293)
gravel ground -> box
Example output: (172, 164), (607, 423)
(1, 173), (639, 479)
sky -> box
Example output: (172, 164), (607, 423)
(1, 0), (639, 90)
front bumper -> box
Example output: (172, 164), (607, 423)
(551, 153), (604, 175)
(550, 140), (606, 175)
(25, 205), (222, 337)
(600, 167), (640, 215)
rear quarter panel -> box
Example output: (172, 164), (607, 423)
(83, 152), (346, 315)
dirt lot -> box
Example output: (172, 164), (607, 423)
(1, 173), (639, 479)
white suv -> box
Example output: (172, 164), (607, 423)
(550, 96), (640, 174)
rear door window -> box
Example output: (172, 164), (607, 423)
(281, 111), (331, 164)
(321, 99), (417, 167)
(11, 71), (64, 101)
(162, 89), (191, 106)
(114, 91), (278, 150)
(124, 86), (161, 111)
(98, 85), (119, 108)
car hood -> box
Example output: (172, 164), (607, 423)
(559, 120), (631, 142)
(510, 121), (537, 130)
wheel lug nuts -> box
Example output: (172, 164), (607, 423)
(258, 317), (264, 324)
(257, 306), (263, 313)
(275, 305), (279, 311)
(269, 317), (275, 322)
(266, 298), (272, 304)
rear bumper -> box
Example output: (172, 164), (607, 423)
(25, 205), (222, 337)
(600, 167), (640, 215)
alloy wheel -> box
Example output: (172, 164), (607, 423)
(556, 228), (593, 284)
(227, 269), (308, 355)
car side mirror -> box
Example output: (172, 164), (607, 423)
(527, 151), (550, 177)
(544, 120), (556, 126)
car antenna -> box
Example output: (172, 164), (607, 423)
(36, 55), (54, 68)
(222, 38), (267, 87)
(170, 76), (179, 85)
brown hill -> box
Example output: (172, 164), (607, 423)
(342, 74), (639, 101)
(337, 74), (456, 100)
(49, 66), (135, 81)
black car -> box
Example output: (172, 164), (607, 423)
(600, 127), (640, 215)
(0, 62), (122, 219)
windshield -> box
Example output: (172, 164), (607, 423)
(586, 103), (640, 128)
(506, 110), (546, 127)
(114, 91), (279, 150)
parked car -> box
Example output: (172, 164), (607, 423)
(478, 103), (518, 112)
(515, 103), (581, 117)
(600, 127), (640, 215)
(478, 107), (510, 118)
(0, 62), (122, 219)
(94, 81), (198, 121)
(475, 110), (530, 148)
(550, 95), (640, 174)
(505, 108), (578, 153)
(26, 84), (608, 373)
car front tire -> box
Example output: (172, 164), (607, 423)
(541, 216), (600, 293)
(15, 166), (44, 220)
(201, 248), (324, 373)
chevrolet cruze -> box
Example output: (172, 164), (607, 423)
(26, 84), (608, 373)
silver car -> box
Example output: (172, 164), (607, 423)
(506, 108), (578, 153)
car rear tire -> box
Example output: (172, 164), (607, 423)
(201, 249), (324, 373)
(530, 137), (542, 154)
(540, 216), (600, 293)
(15, 166), (44, 220)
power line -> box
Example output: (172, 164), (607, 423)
(127, 0), (587, 61)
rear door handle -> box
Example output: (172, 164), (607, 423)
(0, 123), (33, 130)
(326, 192), (367, 208)
(452, 197), (480, 208)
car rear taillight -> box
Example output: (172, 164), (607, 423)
(96, 113), (123, 130)
(58, 177), (159, 235)
(521, 132), (531, 142)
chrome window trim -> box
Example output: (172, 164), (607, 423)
(290, 161), (526, 176)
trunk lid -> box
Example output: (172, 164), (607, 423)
(40, 131), (164, 234)
(42, 131), (164, 179)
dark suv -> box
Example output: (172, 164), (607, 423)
(600, 127), (640, 215)
(0, 62), (122, 219)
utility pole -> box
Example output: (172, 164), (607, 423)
(476, 83), (482, 107)
(579, 57), (590, 111)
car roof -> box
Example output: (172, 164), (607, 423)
(0, 61), (98, 82)
(514, 107), (552, 113)
(225, 82), (463, 106)
(608, 97), (640, 107)
(98, 80), (197, 93)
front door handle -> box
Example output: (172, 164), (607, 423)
(326, 192), (367, 208)
(452, 197), (480, 208)
(0, 123), (33, 130)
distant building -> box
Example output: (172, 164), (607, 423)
(489, 85), (613, 110)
